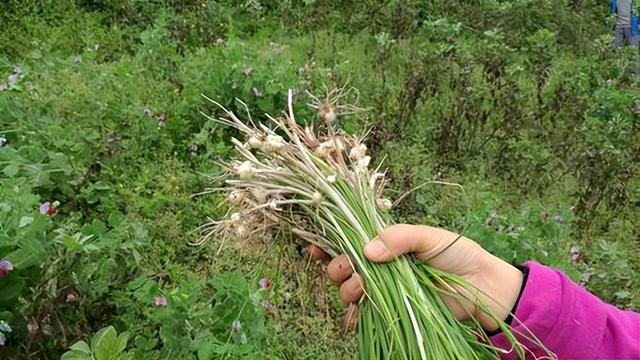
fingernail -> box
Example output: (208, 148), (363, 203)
(365, 240), (387, 259)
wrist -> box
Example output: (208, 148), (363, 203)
(474, 254), (524, 332)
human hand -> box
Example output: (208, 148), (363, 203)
(308, 224), (523, 332)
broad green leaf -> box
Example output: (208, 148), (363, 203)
(69, 340), (92, 353)
(91, 326), (118, 360)
(116, 331), (129, 353)
(19, 216), (33, 228)
(2, 164), (20, 177)
(194, 330), (215, 360)
(133, 335), (157, 351)
(90, 181), (112, 191)
(0, 278), (24, 304)
(6, 244), (45, 269)
(614, 290), (630, 299)
(60, 350), (92, 360)
(35, 170), (51, 187)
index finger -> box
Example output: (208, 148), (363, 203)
(306, 244), (331, 261)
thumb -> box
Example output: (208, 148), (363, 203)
(364, 224), (452, 262)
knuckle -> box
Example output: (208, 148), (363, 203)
(381, 224), (411, 242)
(340, 276), (363, 303)
(327, 255), (351, 283)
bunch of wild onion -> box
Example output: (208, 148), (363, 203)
(197, 89), (537, 360)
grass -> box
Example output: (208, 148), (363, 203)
(0, 1), (639, 358)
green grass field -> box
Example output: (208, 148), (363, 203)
(1, 1), (638, 359)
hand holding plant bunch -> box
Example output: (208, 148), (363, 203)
(199, 88), (548, 359)
(310, 224), (524, 333)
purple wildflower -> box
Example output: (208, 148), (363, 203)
(251, 87), (262, 98)
(484, 211), (497, 226)
(189, 144), (199, 157)
(39, 202), (50, 215)
(570, 246), (581, 263)
(261, 299), (274, 313)
(7, 67), (21, 82)
(579, 270), (592, 287)
(0, 321), (11, 333)
(158, 113), (167, 128)
(154, 296), (167, 307)
(242, 66), (253, 76)
(144, 106), (154, 118)
(230, 319), (242, 332)
(258, 277), (271, 289)
(635, 103), (640, 114)
(495, 225), (505, 233)
(39, 202), (57, 216)
(0, 137), (7, 148)
(553, 214), (563, 223)
(0, 260), (13, 278)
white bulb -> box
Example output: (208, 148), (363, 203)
(227, 190), (244, 205)
(377, 198), (392, 211)
(311, 191), (323, 205)
(264, 134), (285, 153)
(248, 136), (263, 149)
(315, 141), (334, 158)
(237, 161), (254, 179)
(357, 155), (371, 169)
(251, 188), (268, 203)
(321, 107), (337, 124)
(236, 224), (247, 237)
(349, 144), (367, 160)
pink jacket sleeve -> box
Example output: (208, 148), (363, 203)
(491, 261), (640, 359)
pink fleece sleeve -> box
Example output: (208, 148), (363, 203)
(491, 261), (640, 359)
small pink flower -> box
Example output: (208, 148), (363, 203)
(258, 278), (271, 289)
(484, 211), (497, 226)
(158, 113), (167, 128)
(261, 299), (274, 313)
(0, 260), (13, 279)
(154, 296), (167, 307)
(230, 319), (242, 332)
(569, 246), (581, 263)
(242, 66), (253, 76)
(143, 107), (154, 118)
(39, 202), (50, 215)
(251, 87), (262, 98)
(39, 202), (57, 216)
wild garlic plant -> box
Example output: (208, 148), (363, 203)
(197, 89), (548, 360)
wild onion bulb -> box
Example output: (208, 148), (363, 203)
(197, 89), (550, 360)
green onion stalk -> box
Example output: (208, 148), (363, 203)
(197, 89), (544, 359)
